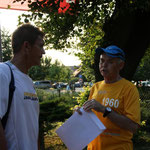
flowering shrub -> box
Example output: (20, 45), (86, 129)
(76, 86), (91, 107)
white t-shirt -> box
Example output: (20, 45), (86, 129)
(0, 62), (39, 150)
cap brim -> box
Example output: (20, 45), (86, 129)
(95, 47), (125, 61)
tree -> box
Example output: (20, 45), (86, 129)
(1, 29), (12, 62)
(75, 20), (104, 82)
(133, 48), (150, 81)
(97, 0), (150, 81)
(28, 57), (72, 82)
(28, 57), (52, 80)
(16, 0), (150, 81)
(48, 60), (72, 82)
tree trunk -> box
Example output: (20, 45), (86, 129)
(94, 5), (150, 82)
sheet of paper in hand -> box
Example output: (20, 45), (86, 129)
(56, 107), (106, 150)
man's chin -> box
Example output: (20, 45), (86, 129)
(101, 72), (108, 77)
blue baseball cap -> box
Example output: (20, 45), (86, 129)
(95, 45), (125, 61)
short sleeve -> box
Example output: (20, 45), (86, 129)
(88, 84), (96, 100)
(0, 67), (10, 119)
(124, 86), (141, 125)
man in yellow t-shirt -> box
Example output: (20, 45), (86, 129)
(77, 45), (140, 150)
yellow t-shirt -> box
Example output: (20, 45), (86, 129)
(87, 78), (141, 150)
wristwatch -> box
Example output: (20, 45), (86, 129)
(103, 107), (112, 117)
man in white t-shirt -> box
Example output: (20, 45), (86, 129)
(0, 24), (45, 150)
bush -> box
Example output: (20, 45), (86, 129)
(36, 89), (56, 102)
(133, 100), (150, 147)
(36, 89), (78, 149)
(76, 86), (91, 107)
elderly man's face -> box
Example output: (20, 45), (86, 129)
(99, 53), (124, 80)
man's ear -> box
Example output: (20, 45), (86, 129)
(119, 61), (125, 70)
(23, 41), (31, 54)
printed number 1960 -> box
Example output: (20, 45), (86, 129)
(102, 98), (119, 108)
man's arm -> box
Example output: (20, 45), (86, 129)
(106, 109), (139, 133)
(82, 99), (139, 133)
(0, 119), (8, 150)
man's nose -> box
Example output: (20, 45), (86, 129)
(102, 62), (107, 67)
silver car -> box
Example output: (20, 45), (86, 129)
(33, 81), (51, 89)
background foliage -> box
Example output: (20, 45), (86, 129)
(133, 48), (150, 81)
(14, 0), (150, 81)
(1, 29), (12, 62)
(28, 57), (72, 82)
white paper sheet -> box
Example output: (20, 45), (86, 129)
(56, 107), (106, 150)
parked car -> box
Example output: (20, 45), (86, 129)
(52, 82), (59, 89)
(33, 80), (51, 89)
(141, 81), (150, 87)
(74, 82), (82, 87)
(52, 82), (68, 89)
(59, 82), (68, 88)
